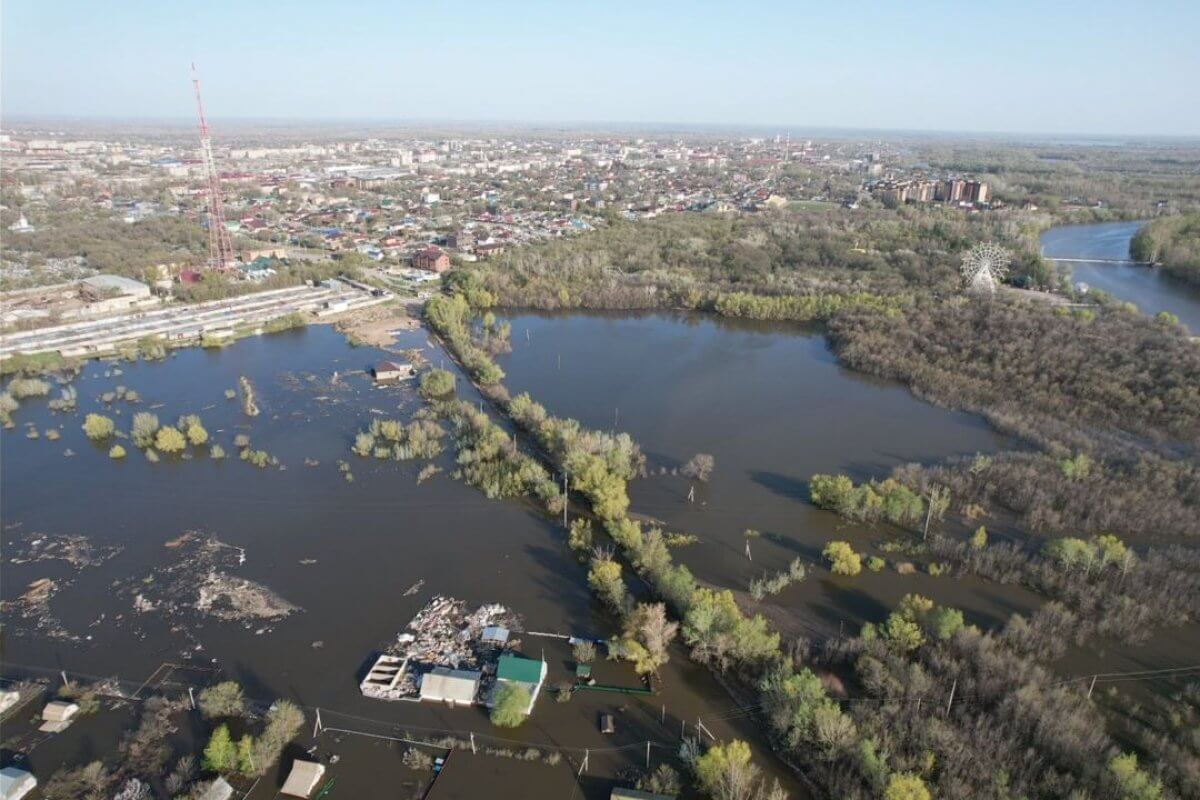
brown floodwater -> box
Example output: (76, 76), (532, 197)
(1, 325), (802, 797)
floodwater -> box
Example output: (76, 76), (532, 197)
(1041, 220), (1200, 331)
(1, 325), (800, 798)
(496, 311), (1043, 638)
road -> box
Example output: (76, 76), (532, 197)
(0, 284), (389, 360)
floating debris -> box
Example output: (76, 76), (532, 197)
(5, 533), (123, 568)
(116, 533), (299, 631)
(403, 579), (425, 596)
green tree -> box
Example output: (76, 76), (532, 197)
(823, 541), (862, 576)
(884, 772), (931, 800)
(490, 683), (531, 728)
(154, 425), (187, 453)
(810, 474), (854, 513)
(969, 526), (988, 550)
(82, 413), (115, 440)
(202, 724), (237, 774)
(236, 735), (257, 777)
(109, 445), (127, 459)
(1109, 753), (1163, 800)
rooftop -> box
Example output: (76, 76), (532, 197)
(496, 654), (545, 685)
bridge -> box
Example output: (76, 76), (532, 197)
(1043, 257), (1154, 265)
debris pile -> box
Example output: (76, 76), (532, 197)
(117, 533), (299, 632)
(360, 596), (521, 701)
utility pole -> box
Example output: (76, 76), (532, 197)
(646, 741), (651, 769)
(945, 679), (957, 716)
(1087, 675), (1098, 699)
(470, 732), (476, 754)
(188, 687), (196, 710)
(313, 708), (323, 738)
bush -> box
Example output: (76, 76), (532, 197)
(210, 444), (226, 459)
(109, 444), (127, 459)
(154, 426), (187, 453)
(7, 377), (52, 399)
(824, 541), (862, 576)
(82, 413), (116, 440)
(420, 368), (456, 399)
(198, 682), (246, 719)
(572, 640), (597, 664)
(490, 683), (531, 728)
(131, 412), (160, 448)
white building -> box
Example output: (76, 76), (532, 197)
(418, 667), (481, 707)
(0, 766), (37, 800)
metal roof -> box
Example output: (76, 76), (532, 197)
(496, 654), (544, 685)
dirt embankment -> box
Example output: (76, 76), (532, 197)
(331, 302), (419, 348)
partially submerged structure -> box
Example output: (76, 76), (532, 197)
(419, 667), (482, 707)
(373, 361), (414, 382)
(0, 767), (36, 800)
(38, 699), (79, 732)
(360, 596), (523, 705)
(491, 654), (548, 714)
(281, 759), (326, 798)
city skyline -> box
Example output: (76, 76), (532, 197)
(3, 0), (1200, 137)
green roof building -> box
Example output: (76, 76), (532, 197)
(492, 655), (547, 715)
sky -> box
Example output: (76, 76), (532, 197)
(3, 0), (1199, 136)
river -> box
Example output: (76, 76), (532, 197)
(1041, 219), (1200, 331)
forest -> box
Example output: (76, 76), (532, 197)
(1131, 213), (1200, 286)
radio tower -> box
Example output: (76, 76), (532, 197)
(191, 63), (234, 270)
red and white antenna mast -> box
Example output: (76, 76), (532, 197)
(191, 63), (234, 270)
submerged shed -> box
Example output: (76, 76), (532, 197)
(281, 759), (326, 798)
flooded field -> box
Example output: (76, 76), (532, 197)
(1, 324), (799, 797)
(495, 311), (1041, 636)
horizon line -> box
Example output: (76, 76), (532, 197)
(2, 114), (1198, 142)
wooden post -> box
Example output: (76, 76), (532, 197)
(61, 670), (70, 688)
(688, 485), (695, 503)
(945, 679), (957, 716)
(562, 473), (569, 528)
(188, 687), (196, 710)
(470, 732), (476, 754)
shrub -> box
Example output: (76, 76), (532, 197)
(866, 556), (886, 572)
(572, 640), (596, 664)
(7, 377), (52, 399)
(154, 426), (187, 453)
(131, 412), (160, 448)
(823, 541), (862, 576)
(82, 413), (116, 440)
(210, 444), (226, 459)
(109, 445), (127, 459)
(198, 682), (246, 719)
(419, 369), (456, 399)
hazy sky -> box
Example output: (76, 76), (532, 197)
(3, 1), (1199, 136)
